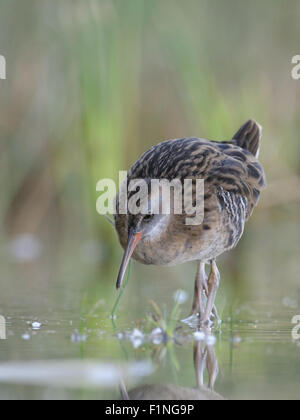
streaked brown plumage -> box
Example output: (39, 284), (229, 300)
(114, 120), (266, 324)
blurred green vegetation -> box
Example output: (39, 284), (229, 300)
(0, 0), (299, 308)
(0, 0), (300, 308)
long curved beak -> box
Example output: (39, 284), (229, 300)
(116, 229), (142, 289)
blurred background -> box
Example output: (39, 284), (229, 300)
(0, 0), (300, 400)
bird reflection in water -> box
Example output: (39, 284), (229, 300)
(120, 327), (224, 400)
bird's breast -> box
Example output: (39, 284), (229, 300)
(131, 227), (225, 267)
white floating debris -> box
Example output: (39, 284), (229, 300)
(149, 328), (163, 345)
(117, 332), (124, 340)
(9, 234), (42, 262)
(32, 322), (42, 330)
(193, 331), (206, 341)
(130, 328), (144, 349)
(173, 289), (189, 305)
(109, 314), (117, 320)
(205, 335), (217, 346)
(150, 328), (163, 335)
(22, 333), (31, 341)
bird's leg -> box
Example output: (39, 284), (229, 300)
(203, 260), (220, 325)
(193, 341), (207, 388)
(190, 275), (199, 316)
(190, 262), (206, 319)
(202, 274), (220, 323)
(206, 343), (219, 390)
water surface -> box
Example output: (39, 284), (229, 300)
(0, 256), (299, 400)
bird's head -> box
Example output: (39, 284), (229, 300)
(116, 211), (170, 289)
(116, 179), (173, 289)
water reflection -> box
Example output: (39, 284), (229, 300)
(122, 327), (224, 400)
(0, 290), (299, 399)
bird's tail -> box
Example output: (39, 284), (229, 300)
(232, 119), (262, 158)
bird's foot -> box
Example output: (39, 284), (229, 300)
(183, 310), (221, 329)
(209, 310), (222, 326)
(181, 313), (201, 328)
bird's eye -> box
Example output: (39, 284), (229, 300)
(143, 214), (153, 222)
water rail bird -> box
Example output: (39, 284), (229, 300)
(114, 120), (266, 324)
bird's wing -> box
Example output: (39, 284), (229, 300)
(204, 143), (266, 218)
(127, 137), (266, 218)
